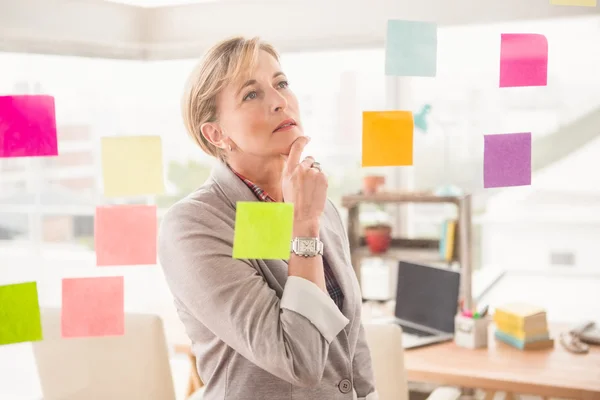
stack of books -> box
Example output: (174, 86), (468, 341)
(439, 219), (457, 262)
(493, 303), (554, 350)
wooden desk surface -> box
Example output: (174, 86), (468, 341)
(404, 324), (600, 399)
(175, 301), (600, 399)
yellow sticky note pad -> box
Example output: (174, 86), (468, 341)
(233, 202), (294, 260)
(362, 111), (414, 167)
(101, 136), (165, 197)
(550, 0), (596, 5)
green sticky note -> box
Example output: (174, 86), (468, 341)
(385, 20), (438, 77)
(233, 202), (294, 260)
(0, 282), (43, 346)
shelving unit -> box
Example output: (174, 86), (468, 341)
(341, 191), (474, 310)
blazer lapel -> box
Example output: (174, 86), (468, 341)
(210, 160), (258, 206)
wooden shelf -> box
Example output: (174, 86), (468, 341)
(355, 237), (446, 267)
(341, 190), (474, 310)
(341, 191), (461, 208)
(354, 246), (448, 268)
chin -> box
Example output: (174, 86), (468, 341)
(270, 125), (299, 149)
(280, 130), (303, 154)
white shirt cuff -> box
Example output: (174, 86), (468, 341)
(281, 276), (350, 343)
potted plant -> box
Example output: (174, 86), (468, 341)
(362, 175), (385, 194)
(361, 205), (392, 254)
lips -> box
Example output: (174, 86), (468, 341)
(273, 119), (296, 132)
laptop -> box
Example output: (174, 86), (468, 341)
(376, 261), (461, 349)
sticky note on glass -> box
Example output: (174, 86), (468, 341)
(62, 276), (124, 338)
(233, 202), (294, 259)
(95, 205), (157, 266)
(0, 95), (58, 158)
(101, 135), (165, 197)
(385, 20), (437, 77)
(484, 132), (531, 188)
(500, 34), (548, 88)
(0, 282), (43, 346)
(550, 0), (596, 6)
(362, 111), (413, 167)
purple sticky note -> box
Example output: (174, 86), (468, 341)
(500, 34), (548, 88)
(0, 95), (58, 158)
(484, 132), (531, 188)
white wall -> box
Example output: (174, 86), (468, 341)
(482, 218), (600, 272)
(0, 0), (145, 59)
(0, 0), (598, 60)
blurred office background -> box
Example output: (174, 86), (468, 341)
(0, 0), (599, 398)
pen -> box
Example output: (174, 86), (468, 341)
(479, 305), (489, 318)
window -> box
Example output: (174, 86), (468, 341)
(2, 16), (600, 397)
(0, 47), (387, 398)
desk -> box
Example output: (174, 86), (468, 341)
(175, 302), (600, 399)
(404, 323), (600, 399)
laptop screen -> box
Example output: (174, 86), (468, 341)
(394, 261), (460, 333)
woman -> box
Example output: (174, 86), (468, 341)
(158, 36), (378, 400)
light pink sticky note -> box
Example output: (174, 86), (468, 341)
(61, 276), (124, 338)
(500, 34), (548, 88)
(0, 95), (58, 158)
(94, 205), (157, 266)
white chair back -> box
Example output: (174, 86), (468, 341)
(363, 323), (410, 400)
(32, 308), (176, 400)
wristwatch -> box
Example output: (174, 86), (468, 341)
(290, 237), (324, 257)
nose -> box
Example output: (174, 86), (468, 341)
(270, 88), (287, 113)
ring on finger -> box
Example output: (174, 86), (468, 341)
(310, 161), (322, 172)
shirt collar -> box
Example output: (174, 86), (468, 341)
(229, 166), (276, 203)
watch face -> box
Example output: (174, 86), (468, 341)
(300, 239), (316, 253)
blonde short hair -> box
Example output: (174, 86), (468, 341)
(182, 36), (279, 161)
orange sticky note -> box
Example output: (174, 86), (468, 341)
(61, 276), (124, 338)
(94, 205), (157, 266)
(362, 111), (414, 167)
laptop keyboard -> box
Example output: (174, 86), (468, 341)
(399, 324), (434, 337)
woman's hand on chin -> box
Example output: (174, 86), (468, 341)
(281, 136), (328, 235)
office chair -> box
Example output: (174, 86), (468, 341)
(363, 323), (461, 400)
(32, 308), (177, 400)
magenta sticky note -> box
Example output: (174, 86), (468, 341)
(500, 34), (548, 88)
(0, 95), (58, 158)
(61, 276), (124, 338)
(484, 132), (531, 188)
(95, 205), (157, 266)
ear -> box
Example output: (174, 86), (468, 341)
(200, 122), (225, 149)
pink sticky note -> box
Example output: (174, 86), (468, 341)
(484, 132), (532, 188)
(61, 276), (124, 338)
(0, 95), (58, 158)
(500, 34), (548, 88)
(95, 205), (157, 266)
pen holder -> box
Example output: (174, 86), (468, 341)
(454, 314), (490, 349)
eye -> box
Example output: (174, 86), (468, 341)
(243, 91), (257, 101)
(277, 80), (289, 89)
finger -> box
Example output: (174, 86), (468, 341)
(299, 156), (315, 170)
(285, 136), (310, 174)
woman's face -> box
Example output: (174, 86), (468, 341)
(212, 50), (303, 158)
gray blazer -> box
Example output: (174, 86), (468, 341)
(158, 161), (378, 400)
